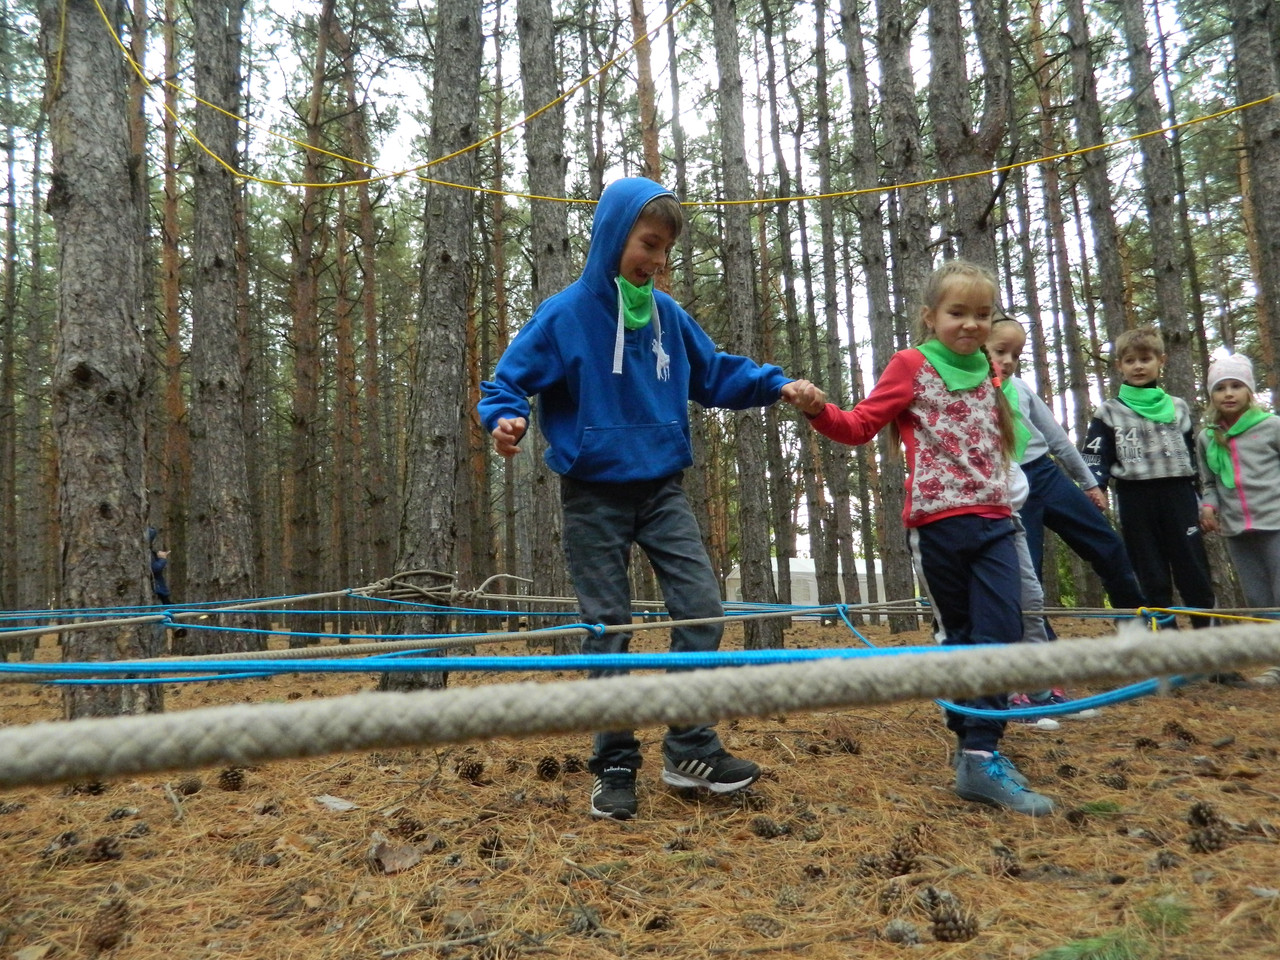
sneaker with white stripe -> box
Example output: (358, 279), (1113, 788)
(661, 749), (760, 793)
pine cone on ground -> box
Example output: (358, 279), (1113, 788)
(991, 843), (1022, 878)
(456, 758), (486, 784)
(775, 885), (806, 912)
(561, 754), (586, 774)
(535, 755), (561, 781)
(800, 824), (824, 842)
(1187, 800), (1222, 827)
(392, 815), (426, 841)
(217, 767), (246, 792)
(1097, 772), (1129, 790)
(749, 816), (790, 839)
(1187, 823), (1228, 853)
(929, 898), (979, 942)
(85, 836), (123, 863)
(739, 913), (784, 938)
(882, 824), (926, 876)
(1133, 736), (1160, 751)
(883, 918), (922, 945)
(86, 897), (130, 952)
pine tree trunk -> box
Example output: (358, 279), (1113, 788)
(334, 29), (393, 582)
(517, 0), (573, 639)
(712, 0), (782, 649)
(159, 0), (189, 604)
(1116, 0), (1193, 397)
(1063, 0), (1126, 353)
(16, 123), (50, 626)
(188, 0), (255, 652)
(389, 0), (482, 691)
(927, 0), (1007, 267)
(1230, 0), (1280, 392)
(869, 0), (921, 630)
(37, 0), (160, 717)
(283, 0), (335, 608)
(0, 12), (17, 613)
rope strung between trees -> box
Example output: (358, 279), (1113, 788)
(2, 620), (1277, 790)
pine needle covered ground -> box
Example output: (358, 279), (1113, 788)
(2, 618), (1278, 959)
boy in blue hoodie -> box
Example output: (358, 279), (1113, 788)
(479, 177), (811, 820)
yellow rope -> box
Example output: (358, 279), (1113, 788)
(87, 0), (1275, 208)
(1138, 605), (1276, 631)
(94, 0), (692, 195)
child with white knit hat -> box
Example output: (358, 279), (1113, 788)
(1196, 352), (1280, 685)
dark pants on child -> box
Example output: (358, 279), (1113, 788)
(909, 514), (1021, 753)
(1019, 454), (1146, 610)
(1114, 477), (1215, 626)
(561, 473), (726, 774)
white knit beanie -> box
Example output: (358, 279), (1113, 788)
(1207, 353), (1255, 395)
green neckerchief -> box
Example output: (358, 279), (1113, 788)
(1205, 407), (1273, 489)
(616, 276), (654, 330)
(1118, 382), (1175, 423)
(916, 340), (990, 391)
(1001, 378), (1033, 462)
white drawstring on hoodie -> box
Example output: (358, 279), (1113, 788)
(612, 278), (670, 381)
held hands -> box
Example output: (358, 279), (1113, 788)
(491, 417), (527, 457)
(781, 380), (828, 417)
(1199, 504), (1219, 534)
(1085, 486), (1107, 511)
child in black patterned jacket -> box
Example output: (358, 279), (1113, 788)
(1081, 327), (1215, 627)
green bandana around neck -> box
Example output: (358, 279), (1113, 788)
(1205, 408), (1274, 489)
(1118, 383), (1176, 423)
(616, 276), (654, 330)
(916, 339), (991, 391)
(1001, 378), (1032, 462)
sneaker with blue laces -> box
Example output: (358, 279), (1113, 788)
(1035, 689), (1101, 720)
(590, 766), (637, 820)
(955, 750), (1054, 817)
(1007, 693), (1062, 730)
(661, 749), (760, 793)
(952, 748), (1029, 787)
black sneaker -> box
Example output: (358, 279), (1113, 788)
(590, 766), (637, 820)
(661, 749), (760, 793)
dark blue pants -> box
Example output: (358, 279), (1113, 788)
(561, 473), (725, 773)
(1020, 455), (1146, 609)
(909, 514), (1021, 752)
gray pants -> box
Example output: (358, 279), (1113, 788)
(1226, 529), (1280, 608)
(561, 473), (725, 773)
(1014, 515), (1050, 645)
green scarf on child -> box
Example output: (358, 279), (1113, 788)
(1000, 378), (1033, 463)
(916, 340), (990, 391)
(1118, 383), (1175, 423)
(616, 276), (654, 330)
(1204, 408), (1273, 489)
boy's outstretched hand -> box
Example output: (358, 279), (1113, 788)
(781, 380), (828, 417)
(491, 417), (527, 457)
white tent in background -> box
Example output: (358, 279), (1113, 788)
(723, 556), (890, 607)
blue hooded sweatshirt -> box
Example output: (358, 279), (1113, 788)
(478, 177), (791, 483)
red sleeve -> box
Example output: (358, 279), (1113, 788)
(808, 350), (919, 446)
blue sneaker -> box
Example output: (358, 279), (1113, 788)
(955, 751), (1054, 817)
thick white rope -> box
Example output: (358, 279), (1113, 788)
(1, 621), (1278, 789)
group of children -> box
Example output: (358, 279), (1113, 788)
(479, 177), (1276, 822)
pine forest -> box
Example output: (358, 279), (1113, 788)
(1, 0), (1279, 707)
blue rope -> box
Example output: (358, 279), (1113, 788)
(835, 603), (1180, 719)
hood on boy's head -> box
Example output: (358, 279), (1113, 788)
(582, 177), (674, 298)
